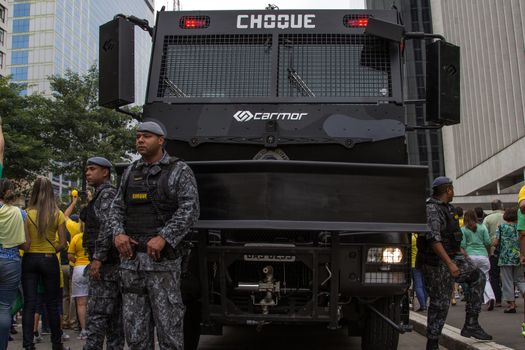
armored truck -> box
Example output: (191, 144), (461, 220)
(99, 8), (459, 350)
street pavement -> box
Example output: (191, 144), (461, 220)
(440, 295), (525, 349)
(14, 296), (524, 349)
(9, 323), (445, 349)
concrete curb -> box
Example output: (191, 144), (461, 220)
(410, 311), (514, 350)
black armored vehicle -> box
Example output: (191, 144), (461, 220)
(99, 8), (459, 349)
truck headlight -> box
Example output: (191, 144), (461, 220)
(367, 247), (403, 264)
(382, 248), (403, 264)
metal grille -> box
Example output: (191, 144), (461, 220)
(157, 35), (273, 98)
(278, 34), (391, 97)
(364, 272), (406, 284)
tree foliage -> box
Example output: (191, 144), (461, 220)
(47, 66), (136, 186)
(1, 76), (53, 179)
(1, 66), (136, 185)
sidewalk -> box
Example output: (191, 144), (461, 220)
(411, 296), (525, 350)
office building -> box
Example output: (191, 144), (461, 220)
(0, 0), (8, 76)
(431, 0), (525, 208)
(7, 0), (154, 196)
(7, 0), (154, 102)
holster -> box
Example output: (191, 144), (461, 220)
(131, 235), (180, 261)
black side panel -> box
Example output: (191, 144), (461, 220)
(189, 160), (427, 225)
(147, 103), (408, 164)
(426, 41), (460, 125)
(168, 138), (407, 164)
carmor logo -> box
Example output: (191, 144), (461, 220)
(233, 110), (254, 122)
(233, 110), (308, 122)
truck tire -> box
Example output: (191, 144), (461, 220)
(361, 296), (401, 350)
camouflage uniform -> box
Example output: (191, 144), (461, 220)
(421, 256), (484, 340)
(417, 197), (485, 341)
(82, 181), (125, 350)
(84, 266), (124, 350)
(108, 152), (200, 350)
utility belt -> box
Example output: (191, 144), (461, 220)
(418, 251), (458, 267)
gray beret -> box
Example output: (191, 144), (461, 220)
(432, 176), (452, 188)
(137, 121), (165, 136)
(87, 157), (112, 169)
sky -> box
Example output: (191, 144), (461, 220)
(154, 0), (365, 12)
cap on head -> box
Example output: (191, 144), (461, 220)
(137, 121), (165, 137)
(432, 176), (453, 188)
(86, 156), (112, 169)
(70, 214), (79, 222)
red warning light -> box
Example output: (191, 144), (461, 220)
(347, 18), (368, 27)
(180, 16), (210, 29)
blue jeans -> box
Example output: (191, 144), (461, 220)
(0, 258), (22, 350)
(412, 267), (427, 309)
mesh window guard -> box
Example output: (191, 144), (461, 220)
(278, 34), (391, 98)
(157, 34), (273, 98)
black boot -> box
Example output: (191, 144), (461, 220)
(426, 338), (439, 350)
(460, 314), (492, 340)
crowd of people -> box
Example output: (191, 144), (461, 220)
(0, 121), (199, 350)
(413, 177), (525, 350)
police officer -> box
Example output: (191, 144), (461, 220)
(417, 176), (492, 350)
(109, 121), (200, 350)
(81, 157), (124, 350)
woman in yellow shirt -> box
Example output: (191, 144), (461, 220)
(21, 177), (67, 350)
(0, 178), (29, 350)
(68, 232), (89, 340)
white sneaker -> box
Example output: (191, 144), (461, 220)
(62, 332), (70, 341)
(77, 330), (88, 340)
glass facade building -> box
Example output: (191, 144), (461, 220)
(7, 0), (154, 102)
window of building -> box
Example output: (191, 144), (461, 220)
(12, 35), (29, 49)
(0, 5), (6, 23)
(0, 51), (5, 69)
(11, 66), (28, 81)
(13, 19), (30, 33)
(0, 29), (4, 46)
(11, 51), (29, 65)
(13, 3), (30, 17)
